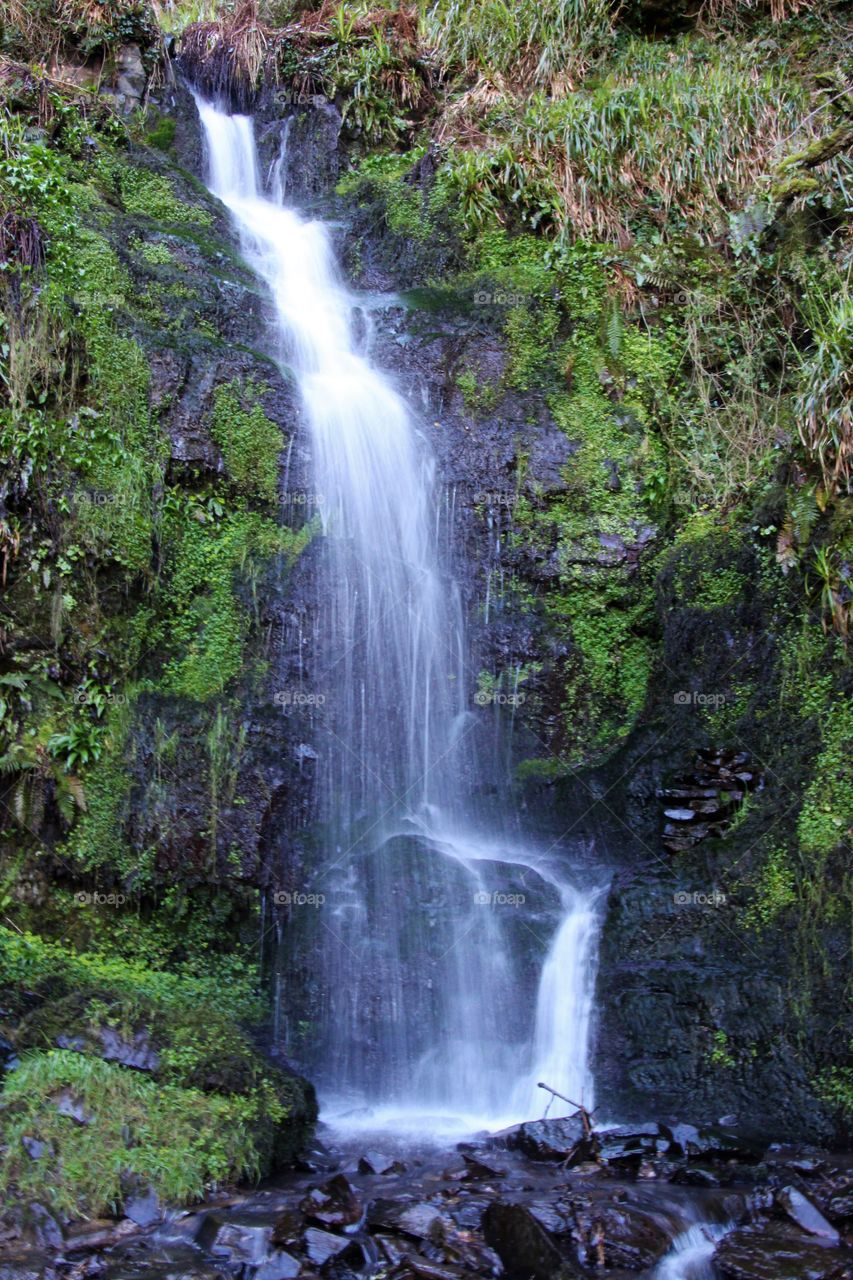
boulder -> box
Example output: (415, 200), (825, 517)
(124, 1185), (161, 1228)
(776, 1187), (840, 1244)
(826, 1191), (853, 1223)
(358, 1152), (399, 1175)
(569, 1198), (671, 1271)
(660, 1122), (759, 1161)
(461, 1154), (508, 1181)
(367, 1201), (446, 1243)
(254, 1252), (302, 1280)
(0, 1259), (58, 1280)
(196, 1213), (274, 1263)
(482, 1202), (575, 1279)
(597, 1123), (661, 1165)
(272, 1209), (306, 1248)
(303, 1228), (354, 1267)
(714, 1222), (852, 1280)
(300, 1175), (362, 1230)
(54, 1090), (91, 1125)
(511, 1116), (594, 1164)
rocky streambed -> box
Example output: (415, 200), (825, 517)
(3, 1115), (853, 1280)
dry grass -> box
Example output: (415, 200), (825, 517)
(698, 0), (809, 27)
(179, 0), (274, 107)
(2, 0), (158, 66)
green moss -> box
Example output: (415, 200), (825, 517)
(697, 568), (748, 609)
(708, 1029), (736, 1069)
(456, 364), (501, 414)
(505, 303), (560, 391)
(67, 697), (139, 879)
(114, 165), (213, 227)
(557, 592), (654, 759)
(211, 379), (284, 505)
(0, 925), (260, 1026)
(338, 149), (436, 244)
(161, 507), (312, 702)
(798, 698), (853, 857)
(138, 240), (175, 266)
(146, 116), (177, 152)
(743, 845), (798, 930)
(816, 1064), (853, 1118)
(0, 1051), (274, 1215)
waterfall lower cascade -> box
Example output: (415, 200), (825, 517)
(196, 98), (601, 1133)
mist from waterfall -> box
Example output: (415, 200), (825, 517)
(195, 96), (601, 1132)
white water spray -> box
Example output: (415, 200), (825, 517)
(196, 97), (601, 1132)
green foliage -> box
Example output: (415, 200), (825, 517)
(504, 303), (560, 391)
(160, 503), (312, 701)
(146, 115), (178, 152)
(0, 1051), (271, 1215)
(211, 379), (284, 505)
(0, 925), (260, 1025)
(109, 163), (213, 226)
(425, 0), (614, 86)
(743, 845), (798, 930)
(708, 1029), (736, 1069)
(816, 1064), (853, 1118)
(795, 262), (853, 496)
(67, 696), (137, 877)
(798, 698), (853, 857)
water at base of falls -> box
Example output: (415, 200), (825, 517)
(195, 95), (602, 1134)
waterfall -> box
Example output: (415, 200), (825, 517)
(195, 97), (601, 1132)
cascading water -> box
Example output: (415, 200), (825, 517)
(195, 96), (601, 1131)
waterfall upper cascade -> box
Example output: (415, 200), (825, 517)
(196, 97), (602, 1132)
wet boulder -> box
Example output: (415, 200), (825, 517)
(359, 1152), (402, 1175)
(660, 1122), (760, 1161)
(255, 1254), (302, 1280)
(714, 1221), (853, 1280)
(123, 1184), (162, 1228)
(826, 1190), (853, 1224)
(317, 1238), (371, 1277)
(482, 1202), (577, 1279)
(511, 1116), (595, 1164)
(367, 1200), (446, 1243)
(597, 1123), (662, 1166)
(300, 1175), (363, 1231)
(303, 1227), (355, 1267)
(196, 1212), (274, 1263)
(461, 1154), (508, 1181)
(0, 1256), (59, 1280)
(568, 1197), (671, 1271)
(776, 1187), (840, 1244)
(272, 1209), (306, 1249)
